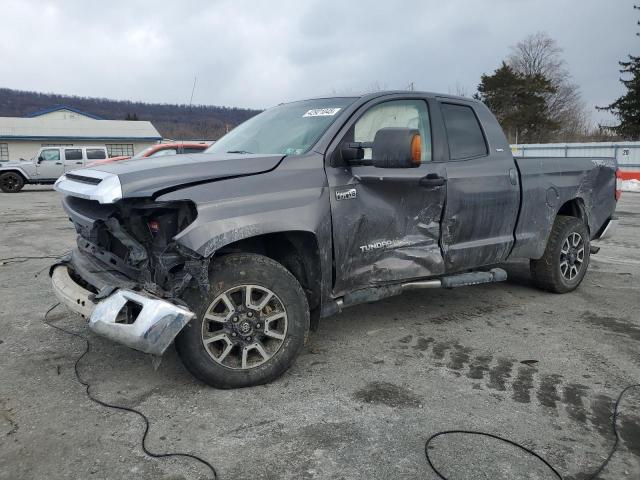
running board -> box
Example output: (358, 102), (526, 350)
(321, 268), (508, 317)
(403, 268), (507, 290)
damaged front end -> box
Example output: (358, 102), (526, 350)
(65, 195), (207, 297)
(51, 186), (207, 355)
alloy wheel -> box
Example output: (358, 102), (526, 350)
(559, 232), (585, 281)
(1, 174), (20, 192)
(201, 285), (288, 370)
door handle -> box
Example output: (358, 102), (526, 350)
(419, 173), (446, 188)
(55, 162), (62, 165)
(75, 161), (82, 164)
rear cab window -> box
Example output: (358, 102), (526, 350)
(149, 148), (178, 157)
(183, 147), (206, 154)
(441, 103), (488, 160)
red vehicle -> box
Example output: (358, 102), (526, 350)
(87, 142), (209, 166)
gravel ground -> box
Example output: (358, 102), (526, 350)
(1, 186), (639, 480)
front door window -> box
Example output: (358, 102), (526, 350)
(40, 149), (60, 161)
(353, 100), (432, 162)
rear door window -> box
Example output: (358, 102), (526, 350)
(86, 149), (107, 160)
(64, 149), (82, 160)
(183, 147), (205, 154)
(441, 103), (488, 160)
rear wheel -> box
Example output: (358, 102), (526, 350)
(0, 172), (25, 193)
(175, 253), (309, 388)
(530, 215), (590, 293)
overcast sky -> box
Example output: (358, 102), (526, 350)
(0, 0), (636, 125)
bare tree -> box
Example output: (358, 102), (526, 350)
(507, 32), (589, 141)
(508, 32), (565, 78)
(364, 81), (389, 93)
(448, 81), (469, 98)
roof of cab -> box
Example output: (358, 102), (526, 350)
(291, 90), (478, 105)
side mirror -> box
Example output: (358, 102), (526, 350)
(341, 128), (422, 169)
(370, 127), (422, 168)
(339, 143), (365, 163)
(37, 156), (44, 163)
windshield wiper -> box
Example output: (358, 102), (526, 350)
(226, 150), (253, 154)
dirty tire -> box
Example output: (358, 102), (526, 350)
(530, 215), (590, 293)
(0, 172), (25, 193)
(176, 253), (309, 389)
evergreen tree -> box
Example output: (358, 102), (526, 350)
(598, 5), (640, 139)
(476, 62), (558, 143)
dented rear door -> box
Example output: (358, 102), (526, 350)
(325, 96), (447, 296)
(437, 100), (520, 272)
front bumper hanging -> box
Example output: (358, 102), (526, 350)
(51, 265), (194, 356)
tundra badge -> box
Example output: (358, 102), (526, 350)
(335, 188), (357, 201)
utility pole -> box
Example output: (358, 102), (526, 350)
(189, 76), (197, 108)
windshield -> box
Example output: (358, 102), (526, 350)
(206, 97), (356, 156)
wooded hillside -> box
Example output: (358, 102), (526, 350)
(0, 87), (260, 140)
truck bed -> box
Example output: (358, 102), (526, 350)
(510, 156), (617, 259)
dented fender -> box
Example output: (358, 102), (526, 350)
(156, 153), (335, 306)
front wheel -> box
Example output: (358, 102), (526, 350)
(0, 172), (25, 193)
(530, 215), (590, 293)
(175, 253), (310, 388)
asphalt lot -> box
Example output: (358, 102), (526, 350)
(1, 186), (639, 480)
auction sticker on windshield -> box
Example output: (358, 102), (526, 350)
(303, 108), (341, 117)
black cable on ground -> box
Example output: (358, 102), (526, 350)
(0, 251), (71, 270)
(425, 384), (640, 480)
(43, 303), (218, 480)
(0, 254), (65, 265)
(425, 429), (562, 479)
(41, 298), (639, 480)
(0, 251), (72, 277)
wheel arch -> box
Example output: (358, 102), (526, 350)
(511, 195), (591, 261)
(556, 197), (589, 229)
(0, 168), (28, 182)
(216, 230), (323, 314)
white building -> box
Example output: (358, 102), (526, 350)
(0, 105), (162, 162)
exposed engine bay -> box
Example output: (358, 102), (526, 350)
(62, 195), (207, 299)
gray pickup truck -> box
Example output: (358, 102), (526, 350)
(50, 91), (619, 388)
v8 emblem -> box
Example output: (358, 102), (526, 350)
(335, 188), (357, 201)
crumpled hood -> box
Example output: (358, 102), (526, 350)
(74, 153), (285, 199)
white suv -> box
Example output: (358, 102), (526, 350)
(0, 146), (108, 193)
